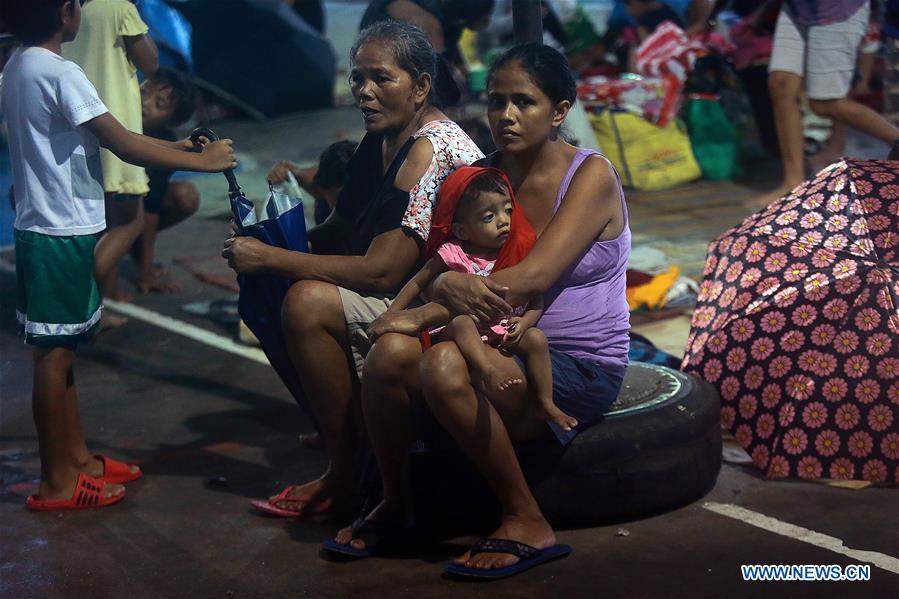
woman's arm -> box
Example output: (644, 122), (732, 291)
(223, 136), (438, 291)
(224, 226), (421, 293)
(306, 207), (350, 252)
(491, 155), (623, 306)
(430, 156), (621, 315)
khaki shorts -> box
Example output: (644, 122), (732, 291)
(769, 3), (869, 100)
(338, 286), (394, 378)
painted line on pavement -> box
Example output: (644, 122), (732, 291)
(104, 299), (270, 365)
(703, 502), (899, 574)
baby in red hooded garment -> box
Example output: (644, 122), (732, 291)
(383, 166), (578, 432)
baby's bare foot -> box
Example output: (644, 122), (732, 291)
(538, 401), (578, 432)
(475, 366), (523, 394)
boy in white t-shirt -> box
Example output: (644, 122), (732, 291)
(0, 0), (236, 511)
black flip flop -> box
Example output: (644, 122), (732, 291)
(444, 538), (572, 580)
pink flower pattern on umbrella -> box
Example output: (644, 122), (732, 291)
(822, 377), (848, 402)
(862, 460), (887, 483)
(752, 445), (770, 468)
(882, 434), (899, 460)
(682, 160), (899, 485)
(829, 458), (855, 480)
(815, 430), (840, 456)
(801, 402), (828, 428)
(798, 456), (823, 479)
(867, 405), (893, 432)
(848, 431), (873, 458)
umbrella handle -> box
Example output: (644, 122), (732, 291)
(190, 127), (241, 194)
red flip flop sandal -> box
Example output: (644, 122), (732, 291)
(95, 454), (142, 484)
(26, 472), (126, 511)
(250, 486), (334, 518)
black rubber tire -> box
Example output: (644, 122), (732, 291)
(411, 363), (722, 528)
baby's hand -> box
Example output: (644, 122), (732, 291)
(367, 310), (422, 343)
(500, 317), (525, 349)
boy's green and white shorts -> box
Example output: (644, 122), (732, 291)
(15, 230), (101, 347)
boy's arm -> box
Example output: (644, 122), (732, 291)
(84, 113), (235, 173)
(389, 255), (449, 312)
(267, 160), (319, 191)
(140, 133), (191, 151)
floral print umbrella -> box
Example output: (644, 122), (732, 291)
(682, 159), (899, 485)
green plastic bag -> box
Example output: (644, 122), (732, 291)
(564, 7), (601, 55)
(684, 97), (739, 181)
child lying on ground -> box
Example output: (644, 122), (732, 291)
(1, 0), (235, 511)
(378, 166), (577, 432)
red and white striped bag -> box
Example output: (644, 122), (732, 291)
(635, 21), (706, 82)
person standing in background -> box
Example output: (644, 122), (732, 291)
(359, 0), (495, 76)
(882, 0), (899, 125)
(750, 0), (899, 207)
(63, 0), (158, 321)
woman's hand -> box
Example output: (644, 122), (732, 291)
(431, 271), (512, 322)
(222, 236), (271, 274)
(367, 309), (423, 343)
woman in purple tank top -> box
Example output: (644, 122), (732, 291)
(326, 44), (631, 577)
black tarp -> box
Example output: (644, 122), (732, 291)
(172, 0), (335, 116)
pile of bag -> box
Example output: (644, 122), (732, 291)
(580, 20), (743, 190)
(577, 75), (682, 127)
(636, 21), (733, 84)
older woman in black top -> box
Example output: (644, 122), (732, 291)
(222, 20), (483, 517)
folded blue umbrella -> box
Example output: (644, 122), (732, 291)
(192, 127), (317, 431)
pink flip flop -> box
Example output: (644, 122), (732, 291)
(250, 486), (333, 518)
(95, 454), (142, 484)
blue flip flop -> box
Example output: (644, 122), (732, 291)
(321, 537), (371, 558)
(320, 517), (410, 559)
(444, 538), (572, 580)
